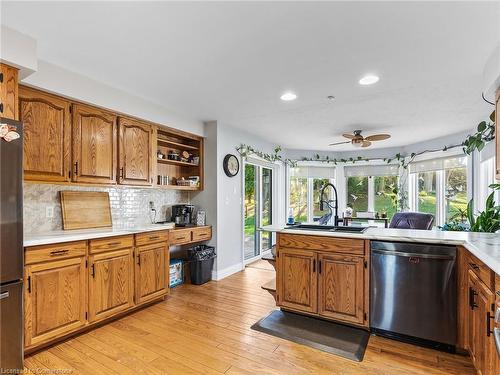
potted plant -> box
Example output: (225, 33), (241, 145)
(466, 184), (500, 233)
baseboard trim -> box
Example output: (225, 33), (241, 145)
(212, 263), (244, 281)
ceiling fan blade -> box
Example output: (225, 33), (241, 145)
(365, 134), (391, 142)
(342, 133), (355, 139)
(361, 140), (372, 148)
(328, 141), (351, 146)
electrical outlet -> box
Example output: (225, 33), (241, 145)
(149, 201), (155, 210)
(46, 206), (54, 218)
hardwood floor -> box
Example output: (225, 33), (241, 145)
(25, 259), (475, 374)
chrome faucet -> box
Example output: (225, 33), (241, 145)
(319, 182), (339, 226)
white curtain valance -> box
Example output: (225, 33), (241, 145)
(290, 166), (335, 179)
(409, 155), (467, 173)
(344, 164), (399, 177)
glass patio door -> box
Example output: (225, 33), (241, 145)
(244, 163), (274, 261)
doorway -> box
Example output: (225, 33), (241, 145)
(244, 162), (275, 262)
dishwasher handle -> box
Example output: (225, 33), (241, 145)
(372, 248), (455, 260)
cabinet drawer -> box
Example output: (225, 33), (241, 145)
(169, 229), (192, 245)
(89, 235), (134, 254)
(467, 252), (494, 290)
(192, 227), (212, 242)
(135, 230), (169, 246)
(279, 234), (365, 255)
(25, 241), (87, 264)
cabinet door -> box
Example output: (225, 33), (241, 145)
(88, 248), (134, 322)
(318, 253), (365, 325)
(24, 257), (87, 348)
(0, 63), (19, 120)
(135, 243), (168, 304)
(118, 117), (154, 186)
(19, 87), (71, 182)
(277, 248), (317, 313)
(72, 104), (117, 184)
(468, 270), (496, 375)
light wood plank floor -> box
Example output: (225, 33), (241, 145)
(25, 260), (475, 374)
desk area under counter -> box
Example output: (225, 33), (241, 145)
(23, 224), (212, 353)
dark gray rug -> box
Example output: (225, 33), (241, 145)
(251, 310), (370, 362)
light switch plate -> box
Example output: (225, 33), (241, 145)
(46, 206), (54, 218)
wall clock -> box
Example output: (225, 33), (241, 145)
(223, 154), (240, 177)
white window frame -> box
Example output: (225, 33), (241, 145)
(409, 150), (471, 227)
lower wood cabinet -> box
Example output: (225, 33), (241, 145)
(88, 248), (134, 322)
(278, 248), (317, 314)
(135, 243), (169, 305)
(277, 235), (368, 327)
(318, 253), (365, 325)
(467, 269), (496, 375)
(24, 256), (87, 348)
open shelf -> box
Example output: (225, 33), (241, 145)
(157, 184), (200, 191)
(157, 138), (199, 150)
(157, 158), (199, 168)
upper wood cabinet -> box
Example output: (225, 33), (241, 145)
(24, 256), (87, 348)
(88, 248), (134, 322)
(118, 117), (155, 186)
(135, 243), (168, 304)
(72, 104), (117, 184)
(277, 248), (318, 314)
(495, 89), (499, 180)
(0, 63), (19, 120)
(318, 253), (365, 325)
(19, 87), (71, 182)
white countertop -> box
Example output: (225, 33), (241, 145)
(24, 222), (176, 247)
(262, 225), (500, 275)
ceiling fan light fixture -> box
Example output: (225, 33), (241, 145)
(359, 74), (379, 85)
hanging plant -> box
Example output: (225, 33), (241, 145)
(462, 110), (496, 155)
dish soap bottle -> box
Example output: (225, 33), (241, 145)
(287, 208), (295, 225)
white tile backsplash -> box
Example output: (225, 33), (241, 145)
(23, 183), (189, 233)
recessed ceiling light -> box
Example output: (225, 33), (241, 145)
(359, 75), (379, 85)
(280, 92), (297, 101)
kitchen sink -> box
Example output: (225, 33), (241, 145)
(286, 224), (368, 233)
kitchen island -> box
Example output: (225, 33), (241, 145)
(261, 225), (500, 375)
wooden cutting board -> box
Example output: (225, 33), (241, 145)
(60, 191), (112, 230)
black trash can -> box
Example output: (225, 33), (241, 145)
(187, 245), (216, 285)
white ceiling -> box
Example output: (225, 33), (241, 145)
(2, 1), (500, 151)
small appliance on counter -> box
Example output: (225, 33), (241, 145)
(171, 204), (195, 226)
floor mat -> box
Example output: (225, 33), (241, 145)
(251, 310), (370, 362)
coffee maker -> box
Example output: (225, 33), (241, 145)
(171, 204), (195, 227)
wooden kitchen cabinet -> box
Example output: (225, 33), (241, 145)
(118, 117), (155, 186)
(277, 248), (317, 314)
(72, 104), (117, 184)
(19, 86), (71, 182)
(24, 256), (87, 348)
(135, 243), (169, 304)
(467, 269), (496, 375)
(88, 248), (134, 322)
(318, 253), (365, 325)
(0, 63), (19, 120)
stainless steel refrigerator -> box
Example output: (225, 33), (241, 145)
(0, 117), (23, 371)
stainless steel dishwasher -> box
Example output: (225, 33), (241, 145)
(370, 241), (457, 351)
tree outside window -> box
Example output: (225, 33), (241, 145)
(290, 177), (307, 222)
(374, 175), (398, 219)
(347, 177), (368, 215)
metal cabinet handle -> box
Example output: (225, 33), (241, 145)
(119, 167), (124, 179)
(469, 262), (480, 271)
(90, 264), (95, 278)
(74, 162), (79, 176)
(319, 260), (322, 274)
(0, 103), (3, 114)
(27, 276), (31, 293)
(313, 259), (316, 273)
(137, 255), (141, 266)
(469, 287), (478, 310)
(50, 249), (69, 256)
(107, 242), (121, 246)
(149, 236), (160, 240)
(0, 291), (9, 300)
(487, 312), (494, 337)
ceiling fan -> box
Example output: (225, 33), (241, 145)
(329, 130), (391, 148)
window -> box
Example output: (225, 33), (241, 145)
(347, 176), (368, 214)
(345, 164), (399, 220)
(410, 154), (468, 226)
(478, 157), (496, 212)
(289, 165), (335, 223)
